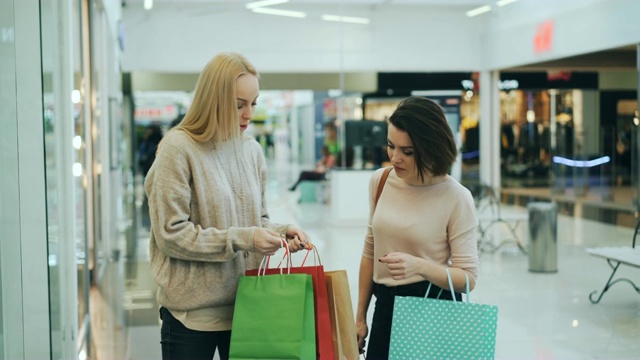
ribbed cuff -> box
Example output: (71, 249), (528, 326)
(229, 227), (256, 252)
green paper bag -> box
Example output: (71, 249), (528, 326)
(229, 273), (316, 360)
(389, 269), (498, 360)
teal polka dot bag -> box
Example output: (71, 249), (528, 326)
(389, 268), (498, 360)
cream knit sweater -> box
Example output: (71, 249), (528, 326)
(145, 129), (288, 324)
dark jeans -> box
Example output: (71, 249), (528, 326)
(160, 307), (231, 360)
(365, 281), (461, 360)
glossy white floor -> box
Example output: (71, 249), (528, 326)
(127, 157), (640, 360)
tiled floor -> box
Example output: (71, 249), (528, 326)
(122, 158), (640, 360)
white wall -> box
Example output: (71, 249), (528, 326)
(121, 1), (640, 74)
(484, 0), (640, 70)
(121, 4), (485, 73)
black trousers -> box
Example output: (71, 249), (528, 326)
(160, 307), (231, 360)
(365, 281), (462, 360)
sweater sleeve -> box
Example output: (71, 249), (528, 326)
(145, 135), (255, 262)
(362, 168), (385, 259)
(447, 188), (480, 281)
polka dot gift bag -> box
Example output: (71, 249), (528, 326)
(388, 268), (498, 360)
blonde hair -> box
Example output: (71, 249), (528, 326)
(176, 52), (258, 143)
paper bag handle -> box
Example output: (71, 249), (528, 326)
(424, 268), (470, 303)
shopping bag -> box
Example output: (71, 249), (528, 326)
(388, 268), (498, 360)
(229, 252), (316, 359)
(325, 270), (359, 360)
(246, 245), (335, 360)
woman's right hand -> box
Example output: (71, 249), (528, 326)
(356, 320), (368, 354)
(253, 228), (283, 256)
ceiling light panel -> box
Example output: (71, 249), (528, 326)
(321, 14), (370, 24)
(496, 0), (518, 6)
(466, 5), (491, 17)
(245, 0), (289, 10)
(252, 7), (307, 18)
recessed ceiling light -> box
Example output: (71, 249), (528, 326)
(252, 7), (306, 18)
(321, 14), (370, 25)
(245, 0), (289, 10)
(496, 0), (518, 7)
(466, 5), (491, 17)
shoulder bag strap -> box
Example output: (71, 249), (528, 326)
(375, 167), (393, 209)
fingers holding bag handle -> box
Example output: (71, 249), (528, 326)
(253, 227), (283, 256)
(299, 243), (322, 267)
(261, 238), (292, 275)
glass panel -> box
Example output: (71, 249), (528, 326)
(39, 0), (91, 357)
(38, 0), (64, 357)
(500, 89), (552, 188)
(73, 0), (89, 345)
(0, 0), (17, 355)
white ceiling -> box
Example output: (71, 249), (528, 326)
(122, 0), (494, 10)
(125, 0), (491, 5)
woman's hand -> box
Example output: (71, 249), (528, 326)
(378, 252), (426, 280)
(286, 236), (308, 253)
(356, 320), (368, 354)
(284, 225), (311, 253)
(253, 228), (283, 256)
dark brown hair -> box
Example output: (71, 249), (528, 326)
(388, 96), (457, 181)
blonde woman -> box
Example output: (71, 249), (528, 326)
(145, 52), (310, 360)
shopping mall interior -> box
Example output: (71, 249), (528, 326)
(1, 0), (639, 359)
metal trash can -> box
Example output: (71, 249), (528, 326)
(527, 202), (558, 273)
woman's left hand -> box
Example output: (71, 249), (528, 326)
(379, 252), (425, 280)
(285, 225), (311, 253)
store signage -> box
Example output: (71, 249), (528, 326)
(461, 80), (474, 90)
(534, 20), (554, 53)
(1, 27), (14, 43)
(547, 70), (572, 81)
(134, 105), (177, 121)
(501, 71), (597, 89)
(498, 80), (519, 90)
(460, 79), (519, 91)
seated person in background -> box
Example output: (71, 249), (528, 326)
(289, 146), (335, 191)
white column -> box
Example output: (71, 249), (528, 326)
(479, 71), (501, 191)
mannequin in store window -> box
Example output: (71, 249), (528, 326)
(138, 124), (163, 177)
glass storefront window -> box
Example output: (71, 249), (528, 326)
(0, 0), (17, 353)
(40, 0), (91, 357)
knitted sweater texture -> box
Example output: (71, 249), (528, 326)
(145, 130), (287, 315)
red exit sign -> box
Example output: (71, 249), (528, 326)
(534, 20), (554, 53)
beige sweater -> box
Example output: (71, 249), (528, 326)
(363, 168), (479, 285)
(145, 130), (288, 325)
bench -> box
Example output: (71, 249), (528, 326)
(586, 220), (640, 304)
(469, 182), (528, 254)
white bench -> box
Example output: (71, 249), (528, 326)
(471, 183), (528, 254)
(586, 221), (640, 304)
